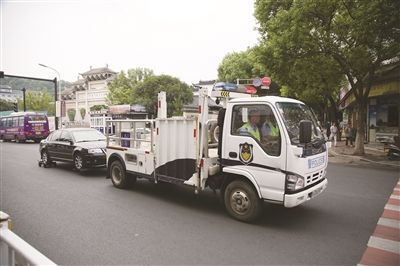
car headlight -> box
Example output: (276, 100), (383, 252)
(286, 174), (305, 192)
(88, 148), (103, 154)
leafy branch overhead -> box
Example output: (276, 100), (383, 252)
(107, 68), (192, 116)
(253, 0), (400, 155)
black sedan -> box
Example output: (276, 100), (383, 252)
(39, 128), (106, 171)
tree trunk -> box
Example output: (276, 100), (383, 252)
(353, 101), (367, 155)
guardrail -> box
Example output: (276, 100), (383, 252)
(0, 211), (57, 266)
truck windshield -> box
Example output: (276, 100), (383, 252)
(276, 102), (323, 145)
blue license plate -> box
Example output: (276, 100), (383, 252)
(308, 156), (325, 169)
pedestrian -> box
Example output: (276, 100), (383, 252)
(344, 122), (354, 147)
(330, 122), (338, 147)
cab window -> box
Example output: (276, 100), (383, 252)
(231, 104), (281, 156)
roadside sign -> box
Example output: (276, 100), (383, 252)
(261, 77), (271, 86)
(252, 78), (262, 87)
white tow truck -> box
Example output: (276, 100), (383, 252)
(105, 89), (328, 222)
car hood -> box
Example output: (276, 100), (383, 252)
(75, 141), (106, 149)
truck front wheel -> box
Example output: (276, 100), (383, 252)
(224, 180), (262, 222)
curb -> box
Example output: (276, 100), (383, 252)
(358, 179), (400, 266)
(328, 150), (400, 168)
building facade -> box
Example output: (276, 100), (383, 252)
(61, 66), (117, 122)
(339, 62), (400, 143)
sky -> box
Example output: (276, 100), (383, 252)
(1, 0), (259, 84)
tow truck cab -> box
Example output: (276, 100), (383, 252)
(215, 95), (328, 215)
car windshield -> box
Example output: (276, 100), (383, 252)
(276, 102), (323, 145)
(72, 130), (106, 142)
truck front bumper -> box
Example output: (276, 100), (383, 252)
(284, 178), (328, 208)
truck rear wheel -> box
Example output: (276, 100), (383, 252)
(110, 160), (128, 188)
(224, 180), (262, 222)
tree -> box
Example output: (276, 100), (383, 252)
(67, 108), (76, 122)
(255, 41), (345, 123)
(90, 105), (108, 111)
(106, 71), (132, 105)
(80, 108), (86, 120)
(17, 91), (54, 115)
(0, 99), (14, 111)
(217, 48), (266, 83)
(133, 75), (193, 117)
(255, 0), (400, 154)
(107, 68), (154, 105)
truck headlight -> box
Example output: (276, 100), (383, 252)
(88, 148), (103, 154)
(286, 174), (305, 192)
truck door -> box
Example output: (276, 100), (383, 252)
(222, 103), (287, 202)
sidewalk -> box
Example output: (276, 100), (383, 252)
(358, 178), (400, 266)
(328, 140), (400, 168)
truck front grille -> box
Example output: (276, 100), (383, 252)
(306, 170), (325, 186)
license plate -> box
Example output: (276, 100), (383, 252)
(308, 156), (325, 169)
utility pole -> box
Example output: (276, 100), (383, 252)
(22, 88), (26, 112)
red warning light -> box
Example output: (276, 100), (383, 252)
(261, 77), (271, 86)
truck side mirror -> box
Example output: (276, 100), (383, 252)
(299, 120), (312, 144)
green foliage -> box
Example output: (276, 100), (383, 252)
(107, 68), (154, 105)
(17, 91), (54, 115)
(217, 48), (266, 83)
(133, 75), (193, 117)
(1, 77), (70, 95)
(67, 108), (76, 121)
(0, 99), (14, 111)
(80, 108), (86, 120)
(90, 105), (108, 111)
(254, 0), (400, 153)
(106, 71), (132, 105)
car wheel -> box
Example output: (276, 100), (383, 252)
(74, 152), (84, 171)
(41, 150), (52, 167)
(110, 159), (130, 189)
(224, 180), (262, 222)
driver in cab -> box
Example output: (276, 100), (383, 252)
(238, 109), (261, 141)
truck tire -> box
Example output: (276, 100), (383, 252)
(212, 125), (219, 143)
(110, 159), (130, 189)
(209, 123), (218, 143)
(224, 180), (262, 222)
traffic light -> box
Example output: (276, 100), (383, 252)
(13, 102), (18, 112)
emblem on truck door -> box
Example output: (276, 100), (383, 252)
(239, 142), (253, 164)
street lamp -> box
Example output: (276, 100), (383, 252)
(38, 63), (62, 129)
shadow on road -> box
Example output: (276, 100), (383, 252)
(116, 179), (328, 227)
(38, 161), (107, 178)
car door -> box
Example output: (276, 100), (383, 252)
(58, 131), (74, 161)
(47, 130), (61, 158)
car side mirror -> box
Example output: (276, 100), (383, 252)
(299, 120), (312, 144)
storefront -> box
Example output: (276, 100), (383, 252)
(339, 62), (400, 143)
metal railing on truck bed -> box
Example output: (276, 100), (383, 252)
(105, 119), (155, 151)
